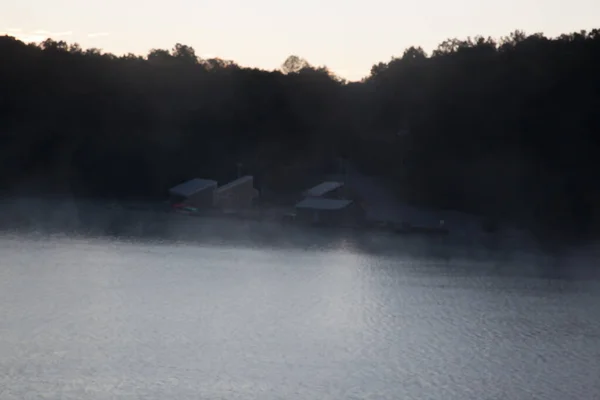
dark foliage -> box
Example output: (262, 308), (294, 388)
(1, 29), (599, 236)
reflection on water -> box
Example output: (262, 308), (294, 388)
(1, 231), (599, 400)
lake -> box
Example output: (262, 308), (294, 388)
(1, 225), (599, 400)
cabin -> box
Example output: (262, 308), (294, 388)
(213, 175), (259, 211)
(294, 197), (366, 226)
(302, 181), (345, 199)
(168, 178), (218, 208)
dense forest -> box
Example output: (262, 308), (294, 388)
(1, 29), (600, 237)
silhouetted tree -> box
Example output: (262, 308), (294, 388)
(281, 55), (311, 74)
(171, 43), (198, 64)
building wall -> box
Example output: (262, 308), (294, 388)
(184, 187), (216, 208)
(214, 178), (258, 210)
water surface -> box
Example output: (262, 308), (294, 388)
(1, 233), (599, 400)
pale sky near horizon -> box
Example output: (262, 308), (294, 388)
(3, 0), (599, 80)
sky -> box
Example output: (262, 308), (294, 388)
(3, 0), (599, 81)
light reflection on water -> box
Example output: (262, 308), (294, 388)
(0, 233), (599, 400)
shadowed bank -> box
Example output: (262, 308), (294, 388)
(1, 29), (600, 239)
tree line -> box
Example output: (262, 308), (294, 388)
(1, 29), (599, 237)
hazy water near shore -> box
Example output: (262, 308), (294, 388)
(1, 196), (599, 279)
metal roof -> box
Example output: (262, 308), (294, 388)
(295, 198), (353, 211)
(169, 178), (217, 197)
(214, 175), (254, 193)
(303, 181), (344, 197)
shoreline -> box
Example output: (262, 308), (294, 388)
(0, 196), (577, 256)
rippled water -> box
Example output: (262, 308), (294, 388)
(1, 232), (599, 400)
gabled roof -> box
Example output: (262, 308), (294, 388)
(303, 181), (344, 197)
(214, 175), (254, 193)
(295, 198), (353, 210)
(169, 178), (217, 197)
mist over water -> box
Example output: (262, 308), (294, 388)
(1, 197), (598, 274)
(1, 199), (600, 399)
